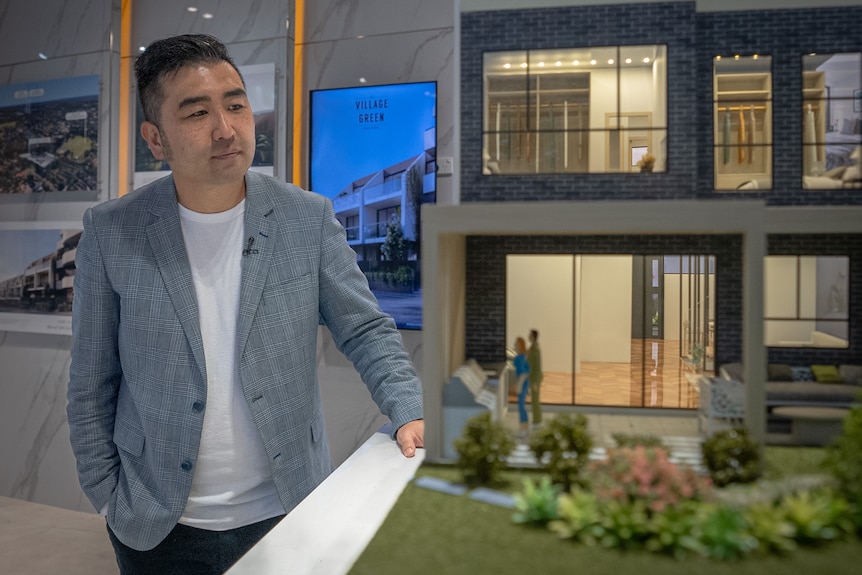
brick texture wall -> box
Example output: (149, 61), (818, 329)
(458, 2), (862, 379)
(698, 6), (862, 206)
(465, 235), (742, 367)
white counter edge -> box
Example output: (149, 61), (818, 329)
(227, 431), (425, 575)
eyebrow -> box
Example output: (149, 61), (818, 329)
(177, 88), (248, 110)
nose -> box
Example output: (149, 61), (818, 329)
(212, 108), (235, 141)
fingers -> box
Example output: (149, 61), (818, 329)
(397, 420), (425, 458)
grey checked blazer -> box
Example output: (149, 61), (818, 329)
(67, 171), (423, 551)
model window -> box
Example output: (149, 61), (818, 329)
(482, 45), (667, 175)
(713, 55), (773, 191)
(802, 53), (862, 190)
(764, 255), (849, 348)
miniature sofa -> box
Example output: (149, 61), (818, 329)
(718, 362), (862, 409)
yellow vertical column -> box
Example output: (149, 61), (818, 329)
(118, 0), (133, 197)
(292, 0), (304, 186)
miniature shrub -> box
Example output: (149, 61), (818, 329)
(697, 503), (758, 560)
(529, 413), (593, 491)
(824, 403), (862, 506)
(453, 412), (514, 486)
(549, 489), (604, 545)
(701, 427), (761, 487)
(552, 448), (712, 558)
(743, 501), (797, 554)
(595, 499), (652, 550)
(590, 445), (712, 512)
(644, 500), (705, 558)
(612, 432), (665, 449)
(781, 489), (855, 545)
(512, 475), (562, 526)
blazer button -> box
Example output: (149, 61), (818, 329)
(192, 401), (204, 412)
(181, 460), (193, 471)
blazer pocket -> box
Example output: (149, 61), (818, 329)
(267, 269), (313, 290)
(113, 425), (145, 457)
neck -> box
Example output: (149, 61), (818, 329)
(175, 178), (246, 214)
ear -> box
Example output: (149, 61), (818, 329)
(140, 121), (166, 160)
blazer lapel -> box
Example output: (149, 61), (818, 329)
(145, 179), (207, 381)
(237, 175), (277, 357)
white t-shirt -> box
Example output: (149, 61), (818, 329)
(178, 199), (284, 530)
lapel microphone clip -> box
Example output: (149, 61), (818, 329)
(242, 236), (259, 256)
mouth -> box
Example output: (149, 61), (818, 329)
(213, 150), (241, 160)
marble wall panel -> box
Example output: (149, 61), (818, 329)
(303, 0), (454, 43)
(0, 333), (91, 512)
(131, 0), (290, 49)
(0, 0), (117, 67)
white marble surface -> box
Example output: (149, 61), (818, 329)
(0, 495), (118, 575)
(227, 431), (425, 575)
(0, 332), (89, 511)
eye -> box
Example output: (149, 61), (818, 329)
(228, 103), (246, 112)
(188, 109), (208, 118)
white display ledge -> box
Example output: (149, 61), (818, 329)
(227, 431), (424, 575)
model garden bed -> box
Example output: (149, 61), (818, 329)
(349, 410), (862, 575)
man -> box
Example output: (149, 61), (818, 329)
(67, 34), (423, 574)
(527, 329), (543, 426)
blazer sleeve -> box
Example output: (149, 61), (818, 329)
(314, 199), (423, 435)
(67, 207), (122, 512)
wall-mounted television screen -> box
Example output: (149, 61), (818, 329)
(310, 81), (437, 330)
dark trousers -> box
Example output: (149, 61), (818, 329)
(107, 515), (284, 575)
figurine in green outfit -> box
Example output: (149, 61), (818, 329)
(527, 329), (543, 425)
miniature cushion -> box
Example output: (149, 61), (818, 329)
(811, 364), (843, 384)
(767, 363), (794, 381)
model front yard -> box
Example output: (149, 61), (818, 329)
(349, 409), (862, 575)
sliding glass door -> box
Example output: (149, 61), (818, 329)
(506, 253), (714, 409)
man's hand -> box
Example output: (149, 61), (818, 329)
(396, 419), (424, 458)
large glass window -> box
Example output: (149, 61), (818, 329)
(764, 255), (849, 348)
(802, 53), (862, 190)
(713, 55), (773, 191)
(483, 46), (667, 175)
(505, 253), (713, 409)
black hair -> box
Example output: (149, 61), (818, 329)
(134, 34), (244, 125)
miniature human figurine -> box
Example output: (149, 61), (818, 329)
(527, 329), (543, 426)
(514, 336), (530, 433)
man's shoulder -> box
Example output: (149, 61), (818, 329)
(246, 171), (328, 211)
(90, 174), (174, 219)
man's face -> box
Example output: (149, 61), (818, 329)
(140, 61), (254, 192)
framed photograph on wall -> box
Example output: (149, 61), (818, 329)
(0, 222), (82, 335)
(854, 88), (862, 113)
(0, 75), (99, 196)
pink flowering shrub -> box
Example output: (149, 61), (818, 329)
(590, 445), (712, 512)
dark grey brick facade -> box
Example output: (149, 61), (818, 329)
(459, 2), (862, 375)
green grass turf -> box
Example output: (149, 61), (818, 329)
(348, 447), (861, 575)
